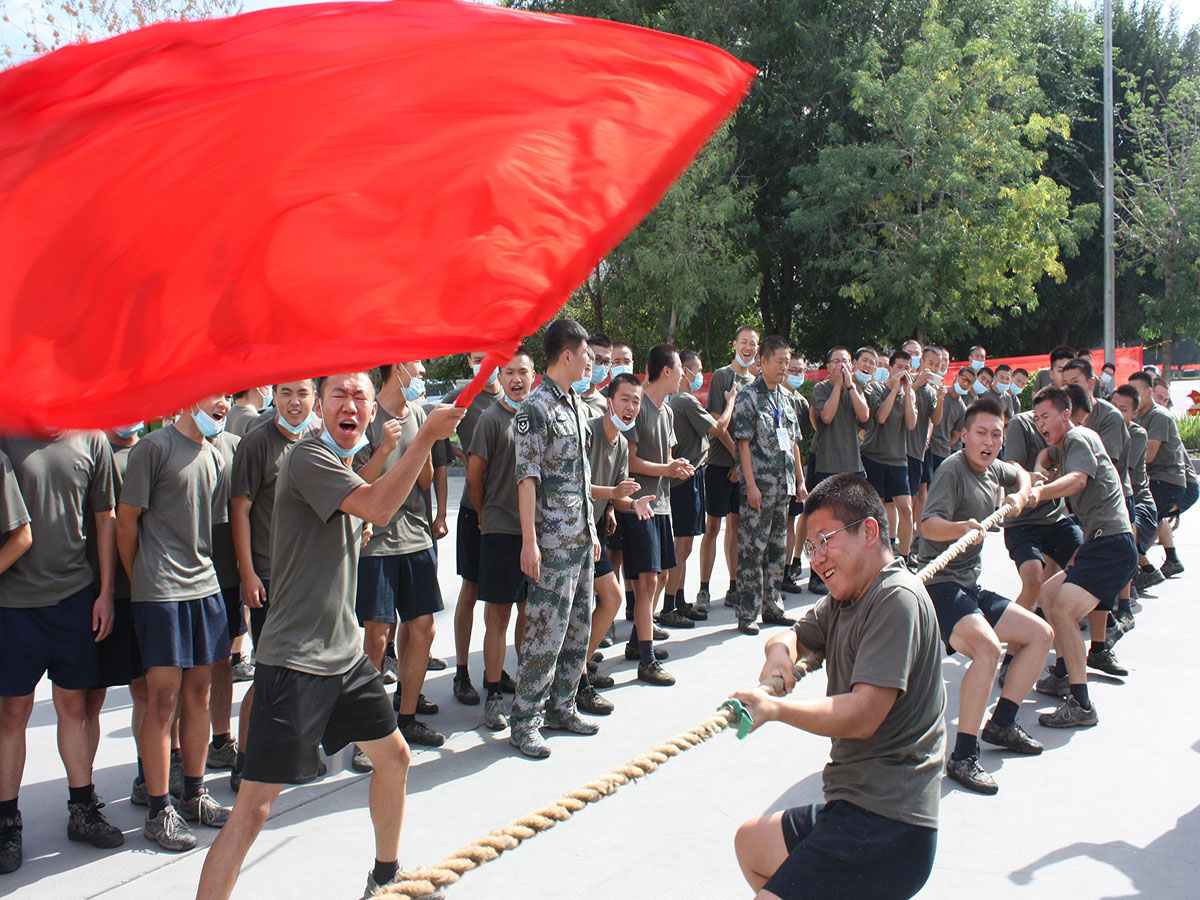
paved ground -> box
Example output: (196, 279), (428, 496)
(7, 432), (1200, 900)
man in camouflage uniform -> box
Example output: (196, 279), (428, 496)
(511, 319), (601, 759)
(732, 335), (806, 635)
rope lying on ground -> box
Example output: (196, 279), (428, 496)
(376, 500), (1018, 899)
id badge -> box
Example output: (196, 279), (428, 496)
(776, 427), (790, 452)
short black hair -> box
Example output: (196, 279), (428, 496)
(544, 318), (588, 364)
(922, 345), (941, 361)
(995, 363), (1012, 374)
(587, 333), (613, 350)
(854, 346), (877, 362)
(759, 335), (791, 360)
(233, 390), (252, 401)
(734, 324), (760, 341)
(315, 372), (376, 400)
(1102, 361), (1116, 372)
(977, 366), (994, 379)
(826, 345), (850, 364)
(889, 349), (910, 367)
(964, 396), (1005, 428)
(679, 349), (701, 369)
(1013, 367), (1029, 378)
(1064, 382), (1093, 413)
(969, 345), (986, 356)
(609, 372), (642, 397)
(803, 474), (890, 546)
(1063, 357), (1094, 379)
(1152, 376), (1171, 389)
(1049, 345), (1077, 366)
(1113, 384), (1140, 406)
(1033, 385), (1071, 412)
(646, 343), (678, 382)
(611, 340), (632, 355)
(1077, 348), (1093, 358)
(1129, 370), (1153, 388)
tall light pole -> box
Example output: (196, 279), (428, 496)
(1104, 0), (1115, 364)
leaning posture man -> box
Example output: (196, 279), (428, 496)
(195, 373), (463, 900)
(730, 474), (945, 900)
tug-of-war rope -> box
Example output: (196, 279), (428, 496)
(376, 502), (1017, 898)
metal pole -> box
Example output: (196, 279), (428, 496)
(1104, 0), (1116, 364)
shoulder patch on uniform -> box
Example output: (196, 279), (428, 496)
(515, 415), (530, 435)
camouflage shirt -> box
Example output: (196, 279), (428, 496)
(731, 375), (800, 499)
(514, 376), (597, 551)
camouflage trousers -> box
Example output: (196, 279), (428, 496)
(736, 488), (789, 623)
(511, 546), (595, 726)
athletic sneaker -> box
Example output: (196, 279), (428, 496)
(624, 642), (668, 661)
(1105, 622), (1125, 648)
(588, 672), (615, 689)
(576, 682), (614, 715)
(544, 707), (599, 734)
(130, 777), (148, 807)
(695, 587), (711, 614)
(1161, 558), (1184, 577)
(781, 563), (804, 594)
(382, 655), (399, 684)
(677, 600), (707, 621)
(67, 796), (124, 848)
(1038, 695), (1099, 728)
(207, 739), (238, 770)
(351, 745), (373, 773)
(1035, 667), (1070, 698)
(230, 762), (242, 793)
(361, 870), (446, 900)
(1087, 647), (1128, 676)
(510, 723), (551, 759)
(1133, 566), (1165, 590)
(400, 719), (445, 748)
(1116, 610), (1135, 632)
(0, 813), (21, 874)
(231, 657), (255, 682)
(637, 661), (676, 686)
(453, 673), (480, 706)
(483, 694), (508, 731)
(143, 805), (197, 852)
(723, 593), (738, 608)
(945, 754), (998, 795)
(426, 656), (448, 671)
(808, 572), (829, 595)
(599, 625), (615, 648)
(656, 609), (695, 629)
(179, 787), (229, 827)
(761, 609), (795, 627)
(981, 720), (1043, 755)
(393, 689), (439, 715)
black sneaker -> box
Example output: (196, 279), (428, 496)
(677, 601), (707, 621)
(453, 674), (480, 706)
(636, 661), (676, 686)
(1161, 558), (1184, 578)
(656, 609), (695, 629)
(499, 670), (517, 694)
(625, 602), (635, 621)
(737, 620), (760, 636)
(1087, 647), (1128, 676)
(652, 624), (669, 641)
(586, 658), (598, 675)
(598, 629), (614, 649)
(392, 688), (440, 715)
(624, 642), (668, 661)
(781, 566), (804, 594)
(761, 609), (795, 627)
(808, 572), (829, 595)
(400, 719), (445, 747)
(1134, 566), (1165, 590)
(0, 813), (21, 874)
(575, 682), (615, 716)
(945, 754), (998, 795)
(1116, 610), (1135, 632)
(981, 720), (1043, 755)
(589, 672), (615, 689)
(68, 797), (124, 848)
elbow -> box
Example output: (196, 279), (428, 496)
(13, 524), (32, 555)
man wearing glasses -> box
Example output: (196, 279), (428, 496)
(729, 474), (945, 900)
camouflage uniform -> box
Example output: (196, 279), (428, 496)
(731, 375), (800, 624)
(511, 377), (597, 728)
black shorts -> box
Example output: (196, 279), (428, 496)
(1003, 518), (1083, 570)
(133, 594), (231, 669)
(243, 656), (396, 784)
(618, 512), (677, 577)
(95, 596), (145, 688)
(1133, 502), (1158, 554)
(1149, 479), (1185, 522)
(1174, 477), (1198, 515)
(456, 505), (481, 582)
(908, 454), (932, 491)
(804, 453), (817, 489)
(478, 533), (528, 605)
(594, 542), (614, 579)
(0, 586), (100, 696)
(926, 581), (1010, 654)
(863, 457), (911, 501)
(1064, 533), (1138, 611)
(811, 470), (867, 492)
(788, 497), (804, 517)
(249, 579), (271, 648)
(704, 464), (740, 518)
(670, 470), (706, 537)
(929, 452), (947, 474)
(222, 585), (246, 640)
(765, 800), (937, 900)
(356, 549), (444, 624)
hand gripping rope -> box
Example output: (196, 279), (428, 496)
(375, 502), (1017, 899)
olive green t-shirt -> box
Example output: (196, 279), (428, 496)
(811, 380), (865, 474)
(1136, 404), (1188, 487)
(906, 383), (938, 461)
(225, 404), (261, 437)
(630, 393), (675, 515)
(669, 391), (717, 479)
(704, 365), (753, 468)
(443, 385), (501, 510)
(87, 440), (135, 600)
(355, 401), (432, 557)
(587, 415), (629, 529)
(469, 401), (521, 536)
(209, 430), (241, 590)
(1086, 399), (1130, 496)
(120, 426), (225, 603)
(929, 394), (965, 458)
(0, 449), (31, 551)
(580, 390), (608, 418)
(1050, 427), (1132, 539)
(1002, 411), (1068, 528)
(793, 560), (946, 829)
(1126, 422), (1155, 507)
(255, 437), (367, 676)
(0, 434), (115, 609)
(860, 381), (911, 467)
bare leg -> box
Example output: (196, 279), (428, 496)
(52, 686), (96, 789)
(0, 694), (34, 803)
(180, 665), (214, 780)
(210, 655), (233, 739)
(948, 615), (1002, 740)
(195, 779), (284, 900)
(723, 514), (739, 588)
(734, 812), (790, 893)
(482, 603), (513, 684)
(587, 573), (622, 660)
(699, 514), (722, 583)
(895, 495), (914, 557)
(453, 581), (478, 668)
(360, 730), (411, 864)
(992, 604), (1054, 703)
(397, 617), (435, 717)
(84, 687), (107, 762)
(142, 667), (183, 797)
(362, 621), (391, 672)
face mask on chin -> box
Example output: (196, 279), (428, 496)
(320, 427), (368, 459)
(192, 408), (225, 438)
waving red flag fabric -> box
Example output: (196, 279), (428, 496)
(0, 0), (753, 431)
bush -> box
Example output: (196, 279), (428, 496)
(1177, 415), (1200, 453)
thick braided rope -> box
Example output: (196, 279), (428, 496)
(375, 502), (1017, 899)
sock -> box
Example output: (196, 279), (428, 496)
(373, 860), (399, 887)
(68, 783), (93, 805)
(456, 664), (469, 680)
(170, 748), (182, 763)
(1002, 653), (1013, 668)
(628, 625), (639, 648)
(1141, 563), (1156, 573)
(1117, 597), (1132, 615)
(951, 731), (979, 761)
(676, 590), (686, 608)
(639, 639), (654, 666)
(230, 652), (243, 667)
(212, 732), (231, 749)
(1090, 641), (1106, 655)
(1053, 657), (1067, 678)
(385, 643), (397, 660)
(1070, 683), (1091, 710)
(136, 756), (145, 784)
(485, 679), (503, 699)
(0, 797), (16, 818)
(148, 793), (169, 817)
(1165, 546), (1179, 563)
(235, 751), (245, 771)
(700, 581), (710, 593)
(661, 592), (675, 613)
(625, 590), (635, 609)
(183, 775), (203, 801)
(991, 698), (1019, 729)
(397, 713), (415, 729)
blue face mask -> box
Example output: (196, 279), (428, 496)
(192, 408), (225, 438)
(610, 412), (635, 433)
(786, 374), (805, 390)
(1100, 371), (1113, 386)
(571, 377), (591, 394)
(113, 422), (143, 438)
(972, 379), (987, 395)
(401, 378), (425, 402)
(910, 354), (921, 368)
(874, 367), (889, 382)
(736, 351), (757, 368)
(277, 411), (315, 436)
(258, 385), (273, 408)
(970, 358), (985, 371)
(319, 427), (368, 459)
(854, 369), (873, 385)
(954, 382), (970, 397)
(471, 363), (500, 386)
(996, 382), (1012, 394)
(689, 372), (704, 392)
(502, 392), (524, 412)
(591, 364), (610, 385)
(610, 364), (633, 379)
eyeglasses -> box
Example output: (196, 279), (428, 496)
(803, 517), (867, 559)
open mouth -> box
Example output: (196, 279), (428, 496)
(822, 566), (837, 580)
(338, 420), (357, 433)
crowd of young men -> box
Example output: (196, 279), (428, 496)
(0, 324), (1193, 900)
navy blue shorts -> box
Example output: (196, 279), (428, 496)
(788, 496), (804, 517)
(704, 464), (740, 518)
(929, 452), (947, 474)
(804, 453), (817, 488)
(356, 549), (444, 624)
(1065, 532), (1138, 611)
(0, 586), (100, 696)
(927, 581), (1011, 654)
(671, 470), (707, 537)
(133, 594), (231, 670)
(605, 508), (624, 553)
(456, 505), (481, 582)
(243, 656), (395, 785)
(95, 596), (145, 688)
(1149, 479), (1185, 522)
(863, 457), (911, 501)
(249, 579), (271, 648)
(222, 585), (246, 640)
(594, 542), (614, 579)
(765, 800), (937, 900)
(1003, 518), (1083, 570)
(618, 512), (677, 577)
(908, 454), (932, 491)
(1174, 476), (1198, 515)
(810, 470), (868, 492)
(478, 533), (527, 605)
(1133, 502), (1158, 554)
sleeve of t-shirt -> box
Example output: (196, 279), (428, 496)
(0, 452), (31, 533)
(514, 401), (547, 484)
(811, 381), (832, 418)
(87, 433), (116, 513)
(921, 460), (960, 523)
(211, 446), (230, 526)
(683, 394), (717, 436)
(795, 396), (814, 439)
(615, 438), (629, 483)
(793, 597), (830, 654)
(1144, 409), (1170, 443)
(1062, 431), (1099, 479)
(993, 460), (1021, 492)
(289, 441), (366, 523)
(1003, 420), (1032, 467)
(117, 438), (159, 510)
(705, 369), (731, 415)
(730, 389), (756, 443)
(230, 433), (260, 502)
(849, 587), (922, 692)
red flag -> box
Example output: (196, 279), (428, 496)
(0, 0), (753, 430)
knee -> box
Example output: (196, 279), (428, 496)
(129, 678), (149, 706)
(977, 636), (1002, 667)
(53, 689), (88, 720)
(373, 736), (412, 774)
(408, 618), (436, 647)
(0, 696), (34, 730)
(147, 688), (179, 721)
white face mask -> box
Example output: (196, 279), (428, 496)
(192, 408), (225, 438)
(277, 411), (316, 435)
(610, 364), (633, 379)
(319, 427), (368, 459)
(609, 411), (635, 433)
